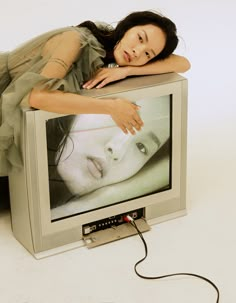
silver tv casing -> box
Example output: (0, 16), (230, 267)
(9, 73), (188, 258)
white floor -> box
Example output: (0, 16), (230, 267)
(1, 1), (236, 302)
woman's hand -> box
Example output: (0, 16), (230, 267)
(83, 67), (130, 89)
(106, 98), (143, 135)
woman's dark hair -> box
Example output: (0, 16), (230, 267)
(47, 116), (76, 208)
(77, 10), (178, 64)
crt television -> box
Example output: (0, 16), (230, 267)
(9, 73), (188, 258)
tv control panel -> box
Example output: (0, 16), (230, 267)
(82, 208), (144, 235)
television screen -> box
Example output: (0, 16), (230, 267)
(47, 96), (172, 220)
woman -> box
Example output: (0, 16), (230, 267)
(47, 96), (171, 216)
(0, 10), (190, 174)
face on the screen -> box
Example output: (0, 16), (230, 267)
(56, 115), (166, 196)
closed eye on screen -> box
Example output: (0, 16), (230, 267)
(136, 142), (147, 155)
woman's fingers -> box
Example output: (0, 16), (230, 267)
(114, 117), (141, 135)
(132, 106), (143, 129)
(83, 69), (108, 89)
(83, 78), (100, 89)
(83, 67), (129, 89)
(118, 103), (144, 135)
(125, 123), (136, 135)
(82, 80), (93, 88)
(120, 125), (129, 135)
(121, 114), (144, 135)
(96, 80), (108, 89)
(132, 121), (141, 131)
(83, 74), (101, 89)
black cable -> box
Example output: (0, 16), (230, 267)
(129, 219), (220, 303)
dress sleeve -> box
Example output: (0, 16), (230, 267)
(40, 30), (81, 79)
(0, 27), (106, 174)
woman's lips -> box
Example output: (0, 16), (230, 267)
(124, 51), (131, 62)
(87, 157), (104, 179)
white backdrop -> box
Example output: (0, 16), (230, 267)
(0, 0), (191, 54)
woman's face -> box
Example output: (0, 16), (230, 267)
(56, 116), (164, 196)
(113, 24), (166, 66)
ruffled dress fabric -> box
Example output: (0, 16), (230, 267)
(0, 26), (106, 175)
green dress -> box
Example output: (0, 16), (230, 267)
(0, 26), (106, 175)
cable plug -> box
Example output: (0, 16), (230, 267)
(123, 215), (134, 223)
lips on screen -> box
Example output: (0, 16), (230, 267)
(46, 96), (172, 217)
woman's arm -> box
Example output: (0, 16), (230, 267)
(127, 54), (191, 76)
(28, 31), (143, 135)
(30, 90), (142, 134)
(83, 54), (191, 89)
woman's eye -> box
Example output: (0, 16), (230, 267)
(138, 34), (143, 42)
(136, 142), (147, 155)
(145, 52), (151, 59)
